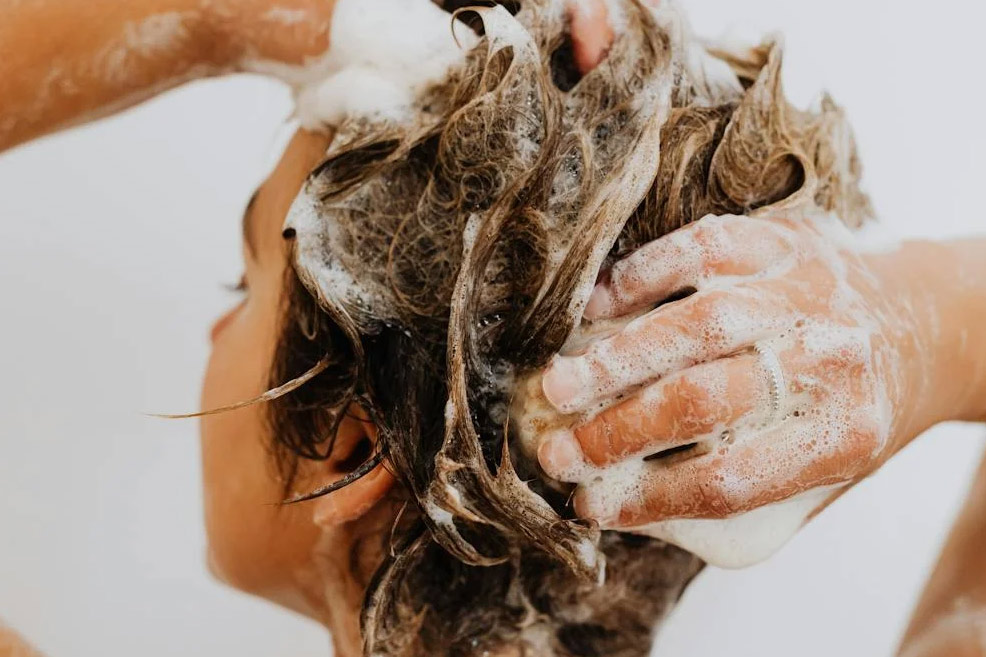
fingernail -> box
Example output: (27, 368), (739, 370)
(542, 358), (583, 410)
(538, 429), (584, 479)
(583, 282), (614, 320)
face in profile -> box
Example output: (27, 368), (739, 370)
(198, 130), (397, 654)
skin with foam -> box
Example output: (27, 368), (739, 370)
(245, 0), (478, 129)
(4, 0), (986, 653)
(517, 209), (937, 567)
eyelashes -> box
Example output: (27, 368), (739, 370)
(224, 274), (248, 294)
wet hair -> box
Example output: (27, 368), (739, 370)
(268, 1), (871, 655)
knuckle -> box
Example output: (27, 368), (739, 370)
(610, 258), (647, 300)
(751, 217), (800, 250)
(690, 221), (717, 248)
(831, 338), (869, 370)
(806, 327), (869, 371)
(697, 289), (733, 322)
(691, 218), (735, 256)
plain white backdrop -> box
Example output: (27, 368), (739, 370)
(1, 0), (984, 655)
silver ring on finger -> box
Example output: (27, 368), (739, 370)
(753, 341), (786, 429)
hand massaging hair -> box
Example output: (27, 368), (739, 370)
(267, 1), (872, 654)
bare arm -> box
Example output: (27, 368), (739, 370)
(867, 237), (986, 429)
(0, 623), (44, 657)
(898, 448), (986, 656)
(0, 0), (336, 152)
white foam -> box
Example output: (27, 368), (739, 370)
(245, 0), (478, 129)
(633, 485), (837, 568)
(98, 11), (191, 84)
(262, 7), (309, 26)
(510, 208), (919, 569)
(271, 0), (911, 574)
(284, 188), (385, 313)
(646, 1), (743, 104)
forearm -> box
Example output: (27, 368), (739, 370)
(898, 449), (986, 656)
(869, 237), (986, 440)
(918, 237), (986, 425)
(0, 622), (44, 657)
(0, 0), (230, 151)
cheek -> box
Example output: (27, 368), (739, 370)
(200, 339), (276, 593)
(199, 301), (310, 598)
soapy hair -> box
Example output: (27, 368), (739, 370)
(268, 1), (872, 655)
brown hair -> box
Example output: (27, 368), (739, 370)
(268, 1), (871, 655)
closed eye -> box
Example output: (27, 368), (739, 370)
(224, 274), (248, 294)
(210, 275), (248, 343)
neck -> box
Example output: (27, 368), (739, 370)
(300, 499), (401, 657)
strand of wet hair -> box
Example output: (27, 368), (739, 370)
(148, 355), (331, 419)
(280, 449), (388, 504)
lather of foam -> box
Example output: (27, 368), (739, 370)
(246, 0), (478, 129)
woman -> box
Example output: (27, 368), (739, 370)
(1, 1), (984, 656)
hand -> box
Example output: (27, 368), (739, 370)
(534, 212), (942, 529)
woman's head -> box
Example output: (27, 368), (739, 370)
(199, 130), (398, 636)
(199, 1), (870, 655)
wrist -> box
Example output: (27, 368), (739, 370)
(877, 238), (986, 433)
(204, 0), (335, 72)
(936, 238), (986, 423)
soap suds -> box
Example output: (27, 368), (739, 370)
(284, 188), (384, 313)
(246, 0), (478, 129)
(101, 12), (192, 84)
(263, 6), (310, 26)
(512, 210), (911, 568)
(635, 485), (837, 568)
(273, 0), (882, 648)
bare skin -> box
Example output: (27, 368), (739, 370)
(538, 218), (986, 523)
(0, 0), (337, 151)
(3, 0), (985, 655)
(0, 625), (44, 657)
(536, 9), (986, 656)
(898, 452), (986, 656)
(535, 0), (986, 523)
(0, 1), (608, 656)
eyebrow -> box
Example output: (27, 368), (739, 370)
(242, 190), (260, 260)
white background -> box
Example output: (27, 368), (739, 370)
(1, 1), (984, 655)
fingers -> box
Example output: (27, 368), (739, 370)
(539, 354), (761, 476)
(543, 285), (793, 413)
(584, 215), (795, 320)
(567, 0), (614, 74)
(574, 412), (873, 526)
